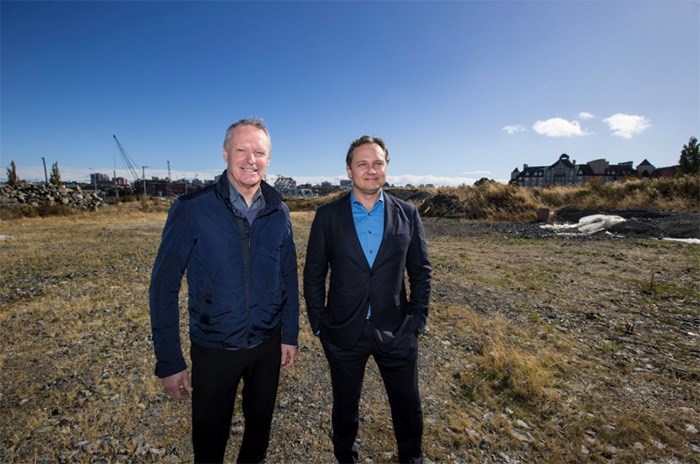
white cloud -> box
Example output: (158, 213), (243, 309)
(578, 112), (594, 120)
(502, 124), (526, 135)
(388, 174), (480, 186)
(461, 170), (493, 175)
(532, 118), (589, 137)
(603, 113), (652, 139)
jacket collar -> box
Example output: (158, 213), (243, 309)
(216, 170), (282, 211)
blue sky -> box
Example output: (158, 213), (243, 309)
(2, 0), (698, 186)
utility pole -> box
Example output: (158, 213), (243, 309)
(166, 161), (172, 197)
(113, 155), (119, 200)
(41, 157), (48, 184)
(142, 166), (148, 196)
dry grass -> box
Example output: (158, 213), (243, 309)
(434, 176), (699, 221)
(531, 176), (700, 211)
(3, 176), (698, 221)
(0, 207), (698, 463)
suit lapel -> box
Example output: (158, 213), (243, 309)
(337, 193), (372, 270)
(373, 193), (395, 267)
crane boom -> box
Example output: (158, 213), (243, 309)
(113, 135), (140, 183)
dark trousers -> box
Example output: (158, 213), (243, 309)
(321, 321), (423, 464)
(190, 333), (281, 464)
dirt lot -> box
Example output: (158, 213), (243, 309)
(0, 209), (698, 463)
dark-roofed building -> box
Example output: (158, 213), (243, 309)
(511, 154), (673, 187)
(651, 165), (678, 179)
(637, 159), (655, 178)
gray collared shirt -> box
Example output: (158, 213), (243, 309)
(228, 180), (265, 225)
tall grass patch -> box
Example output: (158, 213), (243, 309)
(532, 176), (700, 212)
(446, 309), (562, 408)
(437, 183), (540, 221)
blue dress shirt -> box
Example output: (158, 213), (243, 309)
(351, 190), (384, 318)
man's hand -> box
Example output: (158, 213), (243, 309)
(281, 344), (297, 369)
(161, 369), (193, 400)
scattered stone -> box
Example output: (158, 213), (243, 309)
(515, 419), (529, 429)
(512, 428), (534, 442)
(0, 183), (104, 211)
(148, 448), (166, 460)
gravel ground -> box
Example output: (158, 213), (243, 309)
(1, 210), (698, 463)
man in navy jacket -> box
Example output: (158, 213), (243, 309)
(149, 119), (299, 463)
(304, 135), (432, 463)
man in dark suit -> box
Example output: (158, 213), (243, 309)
(303, 135), (432, 464)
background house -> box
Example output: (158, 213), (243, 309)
(511, 154), (676, 187)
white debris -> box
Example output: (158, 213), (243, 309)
(662, 237), (700, 245)
(541, 214), (626, 235)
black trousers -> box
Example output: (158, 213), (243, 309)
(190, 333), (281, 464)
(321, 321), (423, 464)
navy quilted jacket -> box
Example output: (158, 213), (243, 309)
(149, 172), (299, 377)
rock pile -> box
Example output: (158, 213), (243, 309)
(419, 194), (472, 218)
(0, 184), (104, 211)
(385, 188), (434, 204)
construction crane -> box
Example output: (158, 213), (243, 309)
(113, 135), (143, 194)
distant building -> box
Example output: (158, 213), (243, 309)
(138, 176), (215, 197)
(651, 165), (678, 179)
(636, 159), (656, 178)
(312, 181), (339, 196)
(90, 173), (111, 186)
(511, 154), (677, 187)
(113, 177), (129, 187)
(85, 173), (128, 192)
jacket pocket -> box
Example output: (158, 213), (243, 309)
(197, 279), (214, 325)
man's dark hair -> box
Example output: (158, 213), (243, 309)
(223, 118), (270, 151)
(345, 135), (390, 167)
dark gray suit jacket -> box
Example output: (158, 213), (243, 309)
(303, 191), (432, 351)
